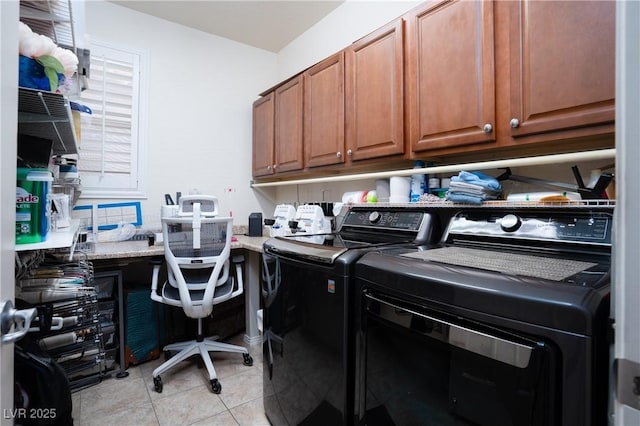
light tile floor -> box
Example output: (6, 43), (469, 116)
(71, 334), (270, 426)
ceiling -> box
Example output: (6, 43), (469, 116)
(108, 1), (344, 52)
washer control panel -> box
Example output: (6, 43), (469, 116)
(447, 210), (613, 246)
(342, 209), (425, 232)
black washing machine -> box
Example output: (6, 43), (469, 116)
(354, 204), (613, 426)
(261, 206), (443, 425)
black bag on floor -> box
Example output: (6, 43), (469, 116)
(14, 336), (73, 426)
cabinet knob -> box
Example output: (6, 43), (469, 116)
(347, 149), (353, 156)
(336, 152), (342, 158)
(267, 165), (272, 171)
(483, 124), (493, 133)
(272, 164), (277, 169)
(510, 118), (520, 128)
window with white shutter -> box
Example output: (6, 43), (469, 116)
(75, 41), (148, 198)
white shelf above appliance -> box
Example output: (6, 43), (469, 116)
(15, 220), (80, 252)
(250, 149), (616, 188)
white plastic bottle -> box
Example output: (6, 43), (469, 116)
(410, 160), (427, 202)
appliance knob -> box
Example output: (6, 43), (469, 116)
(369, 211), (381, 224)
(500, 214), (521, 232)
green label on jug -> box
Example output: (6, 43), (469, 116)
(16, 168), (50, 244)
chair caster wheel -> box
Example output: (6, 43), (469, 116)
(210, 378), (221, 394)
(154, 376), (163, 393)
(243, 353), (253, 366)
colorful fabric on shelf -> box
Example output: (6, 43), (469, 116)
(18, 55), (64, 92)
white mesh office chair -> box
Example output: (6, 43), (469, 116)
(150, 195), (252, 394)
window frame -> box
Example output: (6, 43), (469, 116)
(74, 39), (149, 199)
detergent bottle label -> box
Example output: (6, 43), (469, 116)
(16, 168), (51, 244)
(16, 186), (40, 243)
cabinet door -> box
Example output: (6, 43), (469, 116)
(304, 51), (345, 168)
(274, 76), (304, 173)
(252, 93), (274, 178)
(407, 0), (496, 152)
(346, 19), (405, 161)
(508, 1), (615, 138)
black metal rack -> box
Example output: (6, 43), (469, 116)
(15, 255), (128, 391)
(18, 87), (78, 155)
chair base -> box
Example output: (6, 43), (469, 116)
(152, 336), (251, 393)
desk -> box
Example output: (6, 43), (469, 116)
(74, 235), (269, 347)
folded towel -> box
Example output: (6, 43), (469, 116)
(448, 181), (501, 197)
(451, 171), (501, 191)
(446, 192), (486, 204)
(446, 191), (498, 201)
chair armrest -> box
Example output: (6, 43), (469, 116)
(150, 256), (164, 303)
(231, 254), (245, 298)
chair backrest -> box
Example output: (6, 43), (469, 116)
(161, 196), (233, 317)
(176, 194), (219, 218)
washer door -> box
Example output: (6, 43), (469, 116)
(360, 291), (559, 426)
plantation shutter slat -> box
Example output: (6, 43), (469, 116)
(75, 42), (141, 191)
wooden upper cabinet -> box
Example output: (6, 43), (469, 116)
(304, 51), (345, 168)
(274, 75), (304, 173)
(407, 0), (496, 153)
(252, 93), (274, 178)
(253, 0), (616, 181)
(508, 1), (615, 138)
(345, 19), (405, 161)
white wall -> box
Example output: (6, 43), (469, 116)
(81, 0), (278, 230)
(78, 0), (422, 227)
(277, 0), (421, 80)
